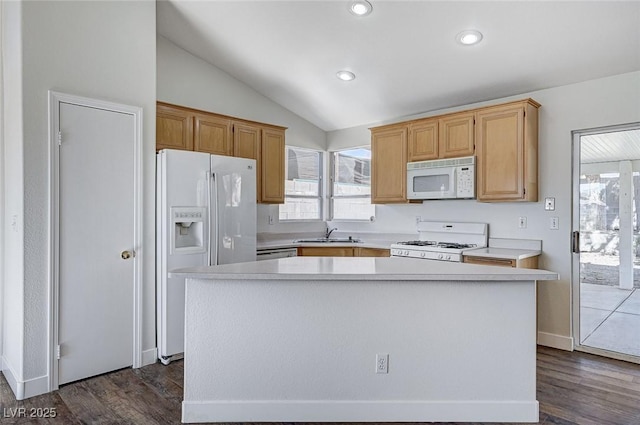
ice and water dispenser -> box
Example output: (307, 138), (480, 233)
(170, 207), (206, 254)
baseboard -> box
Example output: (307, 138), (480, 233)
(537, 331), (574, 351)
(182, 400), (539, 423)
(1, 356), (49, 400)
(141, 348), (158, 366)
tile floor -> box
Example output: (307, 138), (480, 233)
(580, 283), (640, 357)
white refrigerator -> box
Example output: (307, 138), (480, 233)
(156, 149), (257, 364)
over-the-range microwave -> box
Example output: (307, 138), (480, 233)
(406, 156), (475, 200)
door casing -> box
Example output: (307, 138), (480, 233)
(571, 122), (640, 364)
(48, 91), (144, 391)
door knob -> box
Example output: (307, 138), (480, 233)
(121, 250), (134, 260)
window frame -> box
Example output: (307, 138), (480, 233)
(329, 146), (375, 222)
(278, 145), (324, 222)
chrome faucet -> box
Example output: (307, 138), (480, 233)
(325, 226), (338, 239)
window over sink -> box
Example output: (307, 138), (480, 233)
(330, 147), (375, 221)
(279, 146), (323, 221)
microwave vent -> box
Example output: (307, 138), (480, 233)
(407, 155), (475, 170)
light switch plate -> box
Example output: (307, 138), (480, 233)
(545, 197), (556, 211)
(550, 217), (559, 230)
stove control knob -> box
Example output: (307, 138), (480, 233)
(438, 253), (444, 260)
(446, 255), (451, 260)
(420, 252), (426, 258)
(404, 250), (410, 256)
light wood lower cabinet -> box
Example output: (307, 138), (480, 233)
(297, 247), (390, 257)
(355, 247), (391, 257)
(463, 255), (538, 269)
(297, 247), (354, 257)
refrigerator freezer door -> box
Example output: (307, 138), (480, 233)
(157, 149), (211, 361)
(210, 154), (257, 265)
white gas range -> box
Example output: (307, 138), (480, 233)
(390, 221), (488, 262)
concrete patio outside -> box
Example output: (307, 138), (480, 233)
(579, 252), (640, 357)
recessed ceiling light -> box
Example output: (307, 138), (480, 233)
(456, 29), (483, 46)
(349, 0), (372, 17)
(336, 70), (356, 81)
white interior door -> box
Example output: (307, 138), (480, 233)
(57, 101), (136, 385)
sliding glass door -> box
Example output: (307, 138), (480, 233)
(572, 123), (640, 362)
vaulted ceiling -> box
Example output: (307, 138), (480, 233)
(157, 1), (640, 131)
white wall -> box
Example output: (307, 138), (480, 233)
(2, 0), (157, 399)
(327, 71), (640, 347)
(157, 35), (329, 236)
(0, 0), (4, 372)
(2, 0), (25, 390)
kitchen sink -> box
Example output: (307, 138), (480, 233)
(294, 237), (362, 243)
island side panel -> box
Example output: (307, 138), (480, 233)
(183, 278), (538, 423)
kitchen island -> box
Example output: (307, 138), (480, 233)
(171, 256), (558, 423)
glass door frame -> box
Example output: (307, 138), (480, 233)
(572, 122), (640, 363)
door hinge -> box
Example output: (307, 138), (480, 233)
(56, 344), (61, 359)
(57, 131), (62, 146)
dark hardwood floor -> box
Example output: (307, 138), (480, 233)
(1, 346), (639, 424)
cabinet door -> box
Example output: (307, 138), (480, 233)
(233, 122), (260, 160)
(408, 119), (438, 161)
(356, 247), (390, 257)
(476, 104), (528, 201)
(260, 128), (285, 204)
(371, 125), (408, 203)
(463, 256), (516, 267)
(439, 112), (475, 158)
(156, 104), (193, 151)
(194, 114), (233, 156)
(297, 247), (354, 257)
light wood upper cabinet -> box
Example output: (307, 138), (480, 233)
(156, 102), (286, 204)
(156, 103), (194, 151)
(408, 119), (438, 162)
(475, 99), (540, 202)
(194, 114), (233, 156)
(371, 124), (408, 203)
(260, 127), (285, 204)
(407, 112), (474, 162)
(233, 122), (260, 160)
(438, 112), (475, 158)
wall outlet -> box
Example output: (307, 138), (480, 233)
(518, 216), (527, 229)
(415, 216), (421, 225)
(268, 215), (274, 225)
(550, 216), (559, 230)
(544, 197), (556, 211)
(376, 353), (389, 374)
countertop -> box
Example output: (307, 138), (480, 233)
(463, 247), (541, 260)
(171, 256), (558, 281)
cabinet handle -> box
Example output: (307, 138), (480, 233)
(572, 231), (580, 253)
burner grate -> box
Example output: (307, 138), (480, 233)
(397, 240), (437, 247)
(436, 242), (477, 249)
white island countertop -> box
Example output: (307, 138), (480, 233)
(171, 256), (558, 281)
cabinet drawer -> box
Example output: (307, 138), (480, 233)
(463, 256), (516, 267)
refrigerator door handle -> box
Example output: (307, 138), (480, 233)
(210, 172), (219, 266)
(206, 171), (212, 266)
